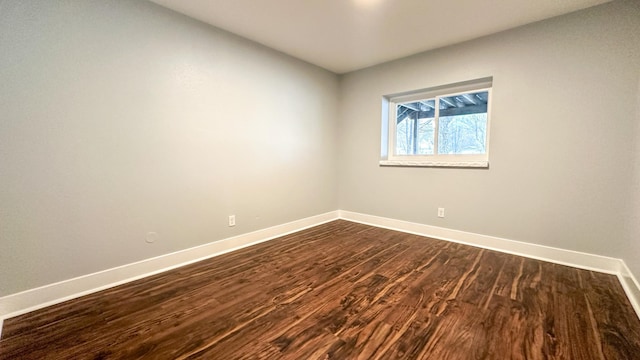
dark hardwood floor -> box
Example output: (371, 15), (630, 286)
(1, 220), (639, 359)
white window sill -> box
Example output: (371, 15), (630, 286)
(379, 160), (489, 168)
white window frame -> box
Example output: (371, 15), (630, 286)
(380, 77), (492, 168)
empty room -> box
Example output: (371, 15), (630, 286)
(1, 0), (640, 358)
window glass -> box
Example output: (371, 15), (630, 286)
(395, 99), (435, 155)
(437, 91), (488, 155)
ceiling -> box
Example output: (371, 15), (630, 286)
(148, 0), (611, 74)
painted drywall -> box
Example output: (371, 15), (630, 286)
(1, 0), (638, 301)
(0, 0), (339, 296)
(626, 75), (640, 281)
(338, 1), (640, 260)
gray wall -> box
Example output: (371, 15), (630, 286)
(2, 0), (639, 298)
(627, 76), (640, 279)
(338, 0), (640, 267)
(0, 0), (339, 296)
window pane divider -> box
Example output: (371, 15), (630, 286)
(434, 95), (440, 155)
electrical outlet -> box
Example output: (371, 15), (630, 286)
(437, 208), (445, 218)
(228, 215), (236, 227)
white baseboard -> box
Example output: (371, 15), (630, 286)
(0, 211), (339, 323)
(339, 211), (620, 273)
(2, 209), (638, 334)
(618, 261), (640, 318)
(339, 210), (640, 319)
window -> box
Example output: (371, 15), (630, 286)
(380, 77), (492, 167)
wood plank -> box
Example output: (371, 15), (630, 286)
(1, 220), (639, 359)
